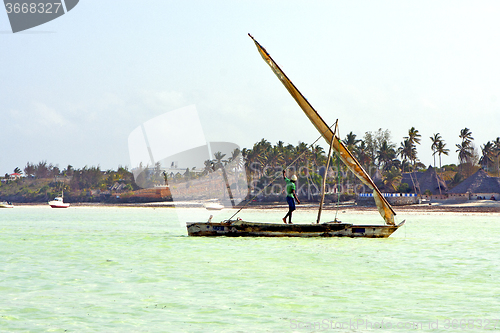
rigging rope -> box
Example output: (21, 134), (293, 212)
(334, 150), (341, 222)
(226, 122), (338, 221)
(334, 123), (341, 222)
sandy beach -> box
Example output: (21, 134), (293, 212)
(383, 200), (500, 214)
(236, 200), (500, 214)
(12, 200), (500, 214)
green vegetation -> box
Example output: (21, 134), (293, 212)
(241, 127), (500, 199)
(2, 127), (499, 203)
(0, 164), (137, 203)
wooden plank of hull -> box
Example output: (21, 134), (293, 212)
(186, 221), (404, 238)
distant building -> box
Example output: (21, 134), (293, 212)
(400, 166), (447, 195)
(448, 169), (500, 200)
(9, 173), (22, 180)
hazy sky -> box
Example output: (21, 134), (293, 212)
(2, 1), (500, 175)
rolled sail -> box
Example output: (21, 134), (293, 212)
(249, 34), (395, 225)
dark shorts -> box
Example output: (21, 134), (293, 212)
(286, 196), (296, 211)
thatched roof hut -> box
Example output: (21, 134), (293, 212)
(401, 166), (447, 195)
(448, 169), (500, 196)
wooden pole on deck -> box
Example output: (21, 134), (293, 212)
(317, 120), (338, 224)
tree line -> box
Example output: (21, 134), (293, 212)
(2, 126), (499, 202)
(1, 163), (136, 202)
(240, 127), (500, 195)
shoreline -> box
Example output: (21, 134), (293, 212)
(9, 200), (500, 214)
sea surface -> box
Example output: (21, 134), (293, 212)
(1, 206), (499, 332)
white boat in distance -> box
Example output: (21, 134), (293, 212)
(0, 201), (14, 208)
(204, 200), (224, 210)
(48, 191), (70, 208)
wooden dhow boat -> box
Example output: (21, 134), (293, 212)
(187, 220), (403, 238)
(187, 35), (405, 238)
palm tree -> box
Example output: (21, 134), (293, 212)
(202, 160), (214, 176)
(162, 171), (169, 186)
(265, 146), (284, 176)
(377, 140), (396, 171)
(430, 133), (442, 168)
(213, 152), (227, 169)
(343, 132), (361, 152)
(405, 127), (422, 192)
(251, 138), (272, 173)
(455, 142), (472, 165)
(227, 148), (244, 194)
(286, 143), (296, 164)
(383, 166), (402, 192)
(227, 148), (240, 163)
(494, 137), (500, 151)
(241, 148), (256, 197)
(293, 141), (311, 177)
(405, 127), (421, 168)
(213, 151), (235, 207)
(355, 140), (372, 173)
(459, 127), (473, 145)
(310, 145), (326, 169)
(435, 140), (449, 171)
(400, 160), (411, 173)
(243, 145), (264, 178)
(494, 137), (500, 176)
(24, 162), (35, 178)
(406, 127), (422, 146)
(63, 165), (74, 177)
(398, 139), (416, 172)
(398, 138), (418, 193)
(455, 128), (475, 177)
(292, 141), (315, 197)
(480, 141), (495, 172)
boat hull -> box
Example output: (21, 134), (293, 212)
(49, 203), (70, 208)
(204, 204), (224, 210)
(186, 220), (405, 238)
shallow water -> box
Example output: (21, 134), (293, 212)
(1, 206), (499, 332)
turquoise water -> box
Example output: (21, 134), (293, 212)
(1, 207), (499, 332)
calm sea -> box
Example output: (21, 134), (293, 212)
(1, 206), (499, 332)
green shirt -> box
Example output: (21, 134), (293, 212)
(285, 177), (295, 197)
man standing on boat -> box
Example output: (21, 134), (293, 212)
(283, 170), (300, 224)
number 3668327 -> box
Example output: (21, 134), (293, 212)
(5, 2), (62, 14)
